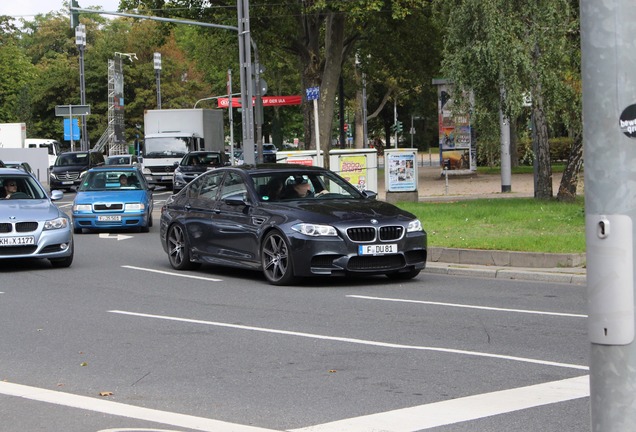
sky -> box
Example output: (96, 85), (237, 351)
(0, 1), (122, 20)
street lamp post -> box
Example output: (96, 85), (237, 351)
(154, 52), (162, 109)
(75, 23), (88, 151)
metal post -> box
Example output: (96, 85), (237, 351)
(582, 1), (636, 430)
(313, 98), (321, 166)
(251, 40), (263, 163)
(499, 90), (512, 193)
(76, 24), (88, 151)
(237, 0), (255, 165)
(154, 52), (162, 109)
(362, 72), (368, 148)
(393, 98), (398, 148)
(228, 69), (235, 165)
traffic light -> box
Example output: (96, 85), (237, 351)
(392, 121), (403, 134)
(70, 0), (80, 29)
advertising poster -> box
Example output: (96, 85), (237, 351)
(434, 80), (476, 171)
(339, 155), (367, 191)
(386, 151), (416, 192)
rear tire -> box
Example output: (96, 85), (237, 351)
(261, 231), (296, 285)
(167, 224), (199, 270)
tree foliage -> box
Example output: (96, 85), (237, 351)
(436, 0), (581, 200)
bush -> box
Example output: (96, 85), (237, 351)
(477, 137), (574, 167)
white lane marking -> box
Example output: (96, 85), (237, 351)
(122, 265), (222, 282)
(0, 381), (279, 432)
(100, 233), (134, 241)
(108, 310), (589, 371)
(289, 375), (589, 432)
(347, 295), (587, 318)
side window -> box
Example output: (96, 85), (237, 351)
(220, 172), (248, 201)
(187, 172), (223, 201)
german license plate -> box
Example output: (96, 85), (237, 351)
(0, 236), (35, 246)
(61, 181), (74, 185)
(98, 215), (121, 222)
(161, 176), (172, 181)
(358, 244), (398, 255)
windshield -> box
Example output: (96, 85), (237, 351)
(78, 170), (144, 191)
(55, 153), (88, 166)
(251, 170), (363, 202)
(183, 152), (222, 167)
(144, 137), (190, 158)
(0, 175), (47, 199)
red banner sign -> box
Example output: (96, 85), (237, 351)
(217, 95), (302, 108)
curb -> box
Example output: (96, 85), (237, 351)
(425, 262), (586, 285)
(428, 247), (586, 269)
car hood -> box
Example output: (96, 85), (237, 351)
(177, 166), (208, 175)
(273, 199), (416, 223)
(0, 200), (64, 221)
(75, 190), (149, 204)
(51, 164), (88, 173)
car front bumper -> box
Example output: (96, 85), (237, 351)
(285, 231), (427, 277)
(73, 212), (148, 230)
(0, 226), (73, 260)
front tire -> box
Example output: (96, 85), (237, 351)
(167, 224), (199, 270)
(261, 231), (296, 285)
(50, 244), (74, 268)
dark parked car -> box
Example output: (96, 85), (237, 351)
(262, 143), (277, 163)
(0, 167), (74, 267)
(49, 151), (105, 192)
(172, 151), (227, 193)
(160, 164), (427, 285)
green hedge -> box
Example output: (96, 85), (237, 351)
(477, 137), (573, 166)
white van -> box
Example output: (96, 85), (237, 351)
(25, 138), (62, 166)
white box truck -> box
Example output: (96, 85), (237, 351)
(142, 109), (225, 188)
(0, 123), (27, 149)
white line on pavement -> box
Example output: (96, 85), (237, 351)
(0, 381), (279, 432)
(347, 295), (587, 318)
(122, 265), (222, 282)
(289, 375), (590, 432)
(108, 310), (589, 371)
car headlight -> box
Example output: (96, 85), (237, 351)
(407, 219), (423, 232)
(291, 223), (337, 237)
(143, 167), (152, 175)
(44, 217), (69, 230)
(125, 203), (145, 211)
(73, 204), (92, 212)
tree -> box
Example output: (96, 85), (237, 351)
(436, 0), (579, 200)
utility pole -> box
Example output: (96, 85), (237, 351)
(75, 23), (88, 151)
(154, 52), (162, 109)
(581, 1), (636, 430)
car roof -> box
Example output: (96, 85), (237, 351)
(222, 163), (328, 175)
(0, 167), (33, 176)
(87, 166), (139, 172)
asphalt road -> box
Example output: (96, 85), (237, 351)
(0, 191), (590, 432)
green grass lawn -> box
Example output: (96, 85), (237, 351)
(397, 197), (586, 254)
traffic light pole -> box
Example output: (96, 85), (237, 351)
(581, 1), (636, 430)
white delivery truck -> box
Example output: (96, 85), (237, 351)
(142, 109), (225, 188)
(25, 138), (62, 166)
(0, 123), (27, 149)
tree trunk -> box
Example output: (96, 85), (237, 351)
(531, 87), (553, 199)
(556, 132), (583, 202)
